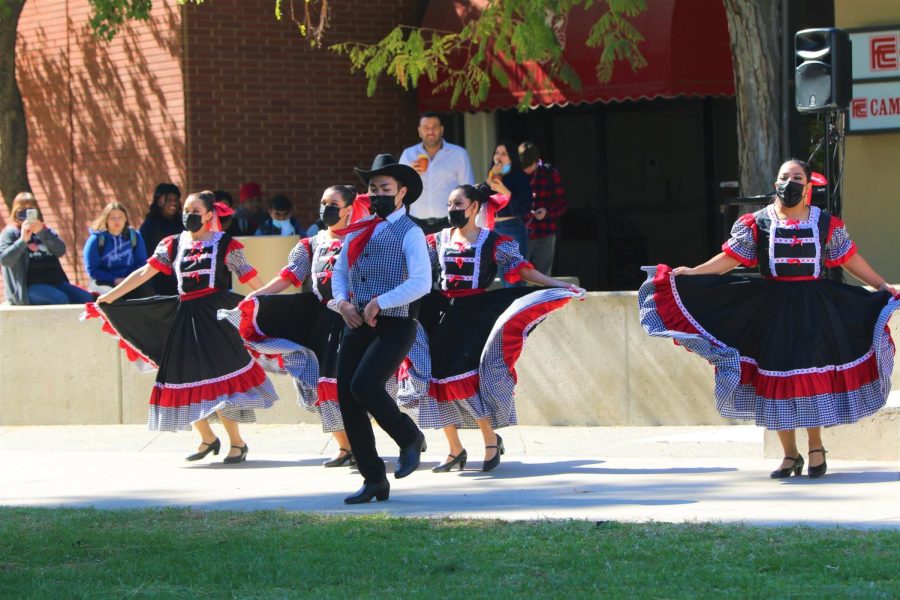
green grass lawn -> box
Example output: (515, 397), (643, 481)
(0, 508), (897, 599)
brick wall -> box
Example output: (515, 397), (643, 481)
(6, 0), (422, 297)
(8, 0), (185, 290)
(182, 0), (421, 226)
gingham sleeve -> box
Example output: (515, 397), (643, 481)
(721, 213), (758, 267)
(147, 235), (176, 275)
(493, 235), (534, 284)
(225, 238), (258, 283)
(279, 238), (312, 287)
(824, 215), (857, 267)
(425, 233), (441, 275)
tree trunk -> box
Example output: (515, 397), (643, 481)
(723, 0), (782, 197)
(0, 0), (31, 209)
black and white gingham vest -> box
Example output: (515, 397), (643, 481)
(348, 215), (418, 318)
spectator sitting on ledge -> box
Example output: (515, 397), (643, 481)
(255, 195), (303, 236)
(83, 201), (153, 298)
(0, 192), (94, 305)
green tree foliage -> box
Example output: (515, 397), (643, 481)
(328, 0), (648, 109)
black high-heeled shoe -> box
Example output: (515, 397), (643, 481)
(323, 448), (355, 468)
(223, 444), (248, 464)
(482, 434), (505, 472)
(807, 448), (828, 478)
(185, 438), (220, 462)
(432, 450), (467, 472)
(769, 454), (804, 479)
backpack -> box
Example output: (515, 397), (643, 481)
(97, 228), (138, 251)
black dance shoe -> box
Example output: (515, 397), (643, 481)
(807, 448), (828, 478)
(185, 438), (220, 462)
(344, 480), (390, 504)
(394, 431), (427, 479)
(482, 434), (506, 472)
(432, 450), (468, 473)
(769, 454), (804, 479)
(323, 448), (355, 468)
(223, 444), (248, 464)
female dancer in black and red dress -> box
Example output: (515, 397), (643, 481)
(402, 184), (584, 472)
(640, 159), (898, 479)
(218, 186), (371, 467)
(84, 191), (278, 463)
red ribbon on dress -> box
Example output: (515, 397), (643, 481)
(454, 257), (465, 269)
(481, 193), (511, 230)
(332, 216), (383, 268)
(790, 235), (802, 247)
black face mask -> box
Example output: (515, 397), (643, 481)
(371, 195), (398, 219)
(776, 180), (805, 208)
(448, 208), (470, 228)
(320, 204), (343, 227)
(182, 213), (204, 233)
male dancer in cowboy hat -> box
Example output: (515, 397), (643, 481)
(330, 154), (432, 504)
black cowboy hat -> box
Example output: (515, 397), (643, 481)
(354, 154), (423, 204)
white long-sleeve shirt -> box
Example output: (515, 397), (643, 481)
(399, 140), (475, 220)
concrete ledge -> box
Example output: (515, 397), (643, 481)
(2, 294), (898, 435)
(763, 393), (900, 461)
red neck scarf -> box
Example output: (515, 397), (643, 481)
(333, 216), (383, 268)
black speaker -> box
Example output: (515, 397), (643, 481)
(795, 28), (851, 113)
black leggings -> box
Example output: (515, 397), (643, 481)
(337, 316), (420, 484)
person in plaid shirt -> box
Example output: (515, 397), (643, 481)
(519, 142), (567, 275)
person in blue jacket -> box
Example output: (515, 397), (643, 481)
(83, 202), (153, 297)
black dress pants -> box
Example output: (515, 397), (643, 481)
(337, 316), (421, 484)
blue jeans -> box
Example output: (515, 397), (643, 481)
(494, 218), (529, 288)
(27, 282), (95, 305)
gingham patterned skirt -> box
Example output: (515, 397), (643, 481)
(218, 294), (425, 432)
(404, 287), (579, 430)
(639, 265), (900, 430)
(84, 292), (278, 432)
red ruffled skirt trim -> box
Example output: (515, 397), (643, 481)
(82, 302), (158, 368)
(237, 298), (267, 343)
(150, 361), (269, 409)
(316, 379), (338, 405)
(739, 352), (881, 400)
(501, 297), (571, 383)
(429, 371), (480, 403)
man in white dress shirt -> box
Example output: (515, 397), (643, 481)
(330, 154), (432, 505)
(399, 112), (475, 234)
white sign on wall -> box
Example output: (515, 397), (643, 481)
(848, 27), (900, 134)
(850, 29), (900, 80)
(848, 81), (900, 132)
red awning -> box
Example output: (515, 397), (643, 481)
(417, 0), (735, 112)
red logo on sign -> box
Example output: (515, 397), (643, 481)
(851, 98), (868, 118)
(870, 35), (899, 71)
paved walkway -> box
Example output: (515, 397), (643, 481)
(2, 425), (897, 529)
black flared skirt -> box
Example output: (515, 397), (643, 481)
(639, 265), (899, 430)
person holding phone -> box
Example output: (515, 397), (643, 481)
(0, 192), (93, 305)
